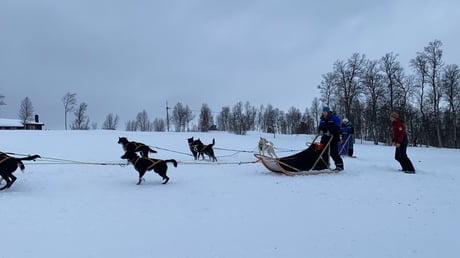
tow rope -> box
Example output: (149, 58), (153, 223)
(4, 152), (257, 167)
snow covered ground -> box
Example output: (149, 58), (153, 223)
(1, 130), (459, 258)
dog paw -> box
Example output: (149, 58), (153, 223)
(136, 178), (146, 185)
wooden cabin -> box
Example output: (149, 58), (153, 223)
(0, 115), (44, 130)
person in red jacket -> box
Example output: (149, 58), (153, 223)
(390, 112), (415, 173)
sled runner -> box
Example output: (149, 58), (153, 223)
(255, 136), (339, 176)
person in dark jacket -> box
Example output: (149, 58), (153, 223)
(390, 112), (415, 173)
(319, 106), (344, 171)
(340, 118), (354, 157)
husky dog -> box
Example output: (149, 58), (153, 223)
(258, 137), (277, 158)
(187, 137), (200, 160)
(121, 151), (176, 185)
(118, 137), (157, 157)
(0, 152), (41, 190)
(187, 137), (217, 162)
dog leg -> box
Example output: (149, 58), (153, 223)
(137, 170), (147, 185)
(155, 168), (169, 184)
(0, 177), (11, 191)
(137, 177), (145, 185)
(9, 175), (16, 187)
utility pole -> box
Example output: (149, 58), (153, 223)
(0, 95), (5, 106)
(166, 101), (171, 132)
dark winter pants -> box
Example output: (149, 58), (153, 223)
(347, 148), (354, 157)
(394, 143), (415, 172)
(343, 135), (354, 157)
(321, 135), (344, 169)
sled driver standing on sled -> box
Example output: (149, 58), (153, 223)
(319, 106), (344, 171)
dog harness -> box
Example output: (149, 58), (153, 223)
(132, 157), (142, 166)
(133, 143), (144, 151)
(132, 157), (163, 170)
(122, 142), (145, 152)
(0, 157), (9, 164)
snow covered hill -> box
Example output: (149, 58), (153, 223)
(1, 130), (458, 258)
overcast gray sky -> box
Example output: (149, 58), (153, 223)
(1, 0), (459, 129)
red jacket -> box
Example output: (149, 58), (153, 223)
(392, 119), (407, 145)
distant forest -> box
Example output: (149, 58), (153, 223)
(316, 39), (459, 149)
(162, 39), (459, 149)
(2, 40), (459, 148)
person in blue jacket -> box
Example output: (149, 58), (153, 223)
(340, 118), (354, 157)
(319, 106), (344, 171)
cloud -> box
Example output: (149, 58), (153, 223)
(1, 0), (459, 129)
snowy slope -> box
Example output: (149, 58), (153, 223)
(1, 130), (459, 258)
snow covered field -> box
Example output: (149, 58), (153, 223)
(1, 130), (459, 258)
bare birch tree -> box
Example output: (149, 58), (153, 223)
(62, 92), (77, 130)
(70, 102), (90, 130)
(19, 97), (34, 124)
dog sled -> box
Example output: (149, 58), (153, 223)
(254, 135), (339, 176)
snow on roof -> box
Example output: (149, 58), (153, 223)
(0, 118), (44, 127)
(0, 118), (24, 127)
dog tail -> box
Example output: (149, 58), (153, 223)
(211, 138), (215, 146)
(149, 147), (158, 153)
(18, 161), (25, 171)
(18, 155), (41, 161)
(165, 159), (178, 167)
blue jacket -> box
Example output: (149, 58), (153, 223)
(340, 121), (354, 148)
(319, 112), (341, 141)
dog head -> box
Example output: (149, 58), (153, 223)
(121, 151), (139, 162)
(193, 138), (204, 146)
(187, 137), (196, 146)
(118, 137), (129, 145)
(258, 137), (267, 147)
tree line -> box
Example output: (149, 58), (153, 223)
(118, 40), (460, 148)
(123, 101), (318, 136)
(1, 92), (319, 136)
(2, 39), (458, 148)
(317, 40), (459, 148)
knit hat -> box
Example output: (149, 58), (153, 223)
(343, 118), (349, 123)
(322, 106), (330, 112)
(390, 112), (399, 119)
